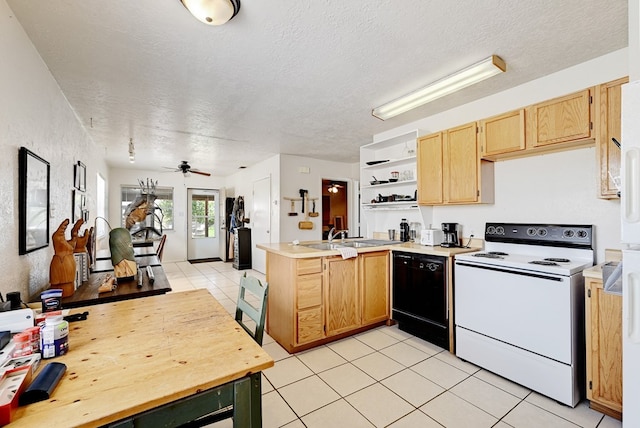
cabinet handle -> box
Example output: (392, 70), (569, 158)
(624, 148), (640, 223)
(627, 272), (640, 344)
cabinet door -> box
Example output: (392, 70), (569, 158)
(297, 307), (324, 345)
(417, 132), (444, 205)
(360, 251), (389, 325)
(585, 279), (622, 416)
(598, 77), (627, 199)
(445, 122), (479, 203)
(480, 109), (525, 157)
(324, 257), (359, 336)
(529, 89), (593, 147)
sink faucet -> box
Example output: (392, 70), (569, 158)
(327, 227), (346, 243)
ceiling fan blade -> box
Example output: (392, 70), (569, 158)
(191, 170), (211, 177)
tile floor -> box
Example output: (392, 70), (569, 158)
(163, 260), (622, 428)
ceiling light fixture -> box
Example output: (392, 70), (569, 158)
(372, 55), (506, 120)
(128, 138), (135, 163)
(179, 0), (241, 26)
(328, 184), (339, 193)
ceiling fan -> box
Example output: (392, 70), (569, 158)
(163, 160), (211, 176)
(328, 183), (344, 193)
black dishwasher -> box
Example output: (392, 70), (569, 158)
(392, 252), (448, 349)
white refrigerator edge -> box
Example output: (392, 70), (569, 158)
(621, 80), (640, 427)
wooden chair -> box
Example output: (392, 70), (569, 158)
(156, 234), (167, 262)
(180, 274), (268, 428)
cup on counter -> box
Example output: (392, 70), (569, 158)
(388, 229), (397, 241)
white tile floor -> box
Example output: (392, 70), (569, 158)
(163, 261), (622, 428)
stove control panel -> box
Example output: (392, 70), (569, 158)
(485, 223), (593, 248)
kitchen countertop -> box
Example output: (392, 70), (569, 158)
(256, 240), (481, 258)
(583, 249), (622, 280)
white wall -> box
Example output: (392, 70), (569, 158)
(373, 48), (629, 263)
(0, 0), (108, 300)
(107, 168), (227, 263)
(278, 155), (359, 243)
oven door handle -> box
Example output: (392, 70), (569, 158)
(455, 262), (564, 282)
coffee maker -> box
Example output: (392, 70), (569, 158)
(440, 223), (459, 247)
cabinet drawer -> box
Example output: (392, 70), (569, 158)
(297, 273), (322, 309)
(297, 307), (324, 344)
(297, 258), (322, 275)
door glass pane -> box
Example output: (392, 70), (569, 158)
(191, 194), (216, 239)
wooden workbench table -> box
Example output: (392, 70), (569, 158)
(11, 289), (274, 427)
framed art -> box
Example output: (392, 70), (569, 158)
(19, 147), (50, 255)
(74, 161), (86, 192)
(72, 190), (84, 222)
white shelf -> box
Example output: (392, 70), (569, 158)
(361, 156), (416, 170)
(362, 130), (419, 150)
(361, 179), (416, 189)
(361, 201), (419, 210)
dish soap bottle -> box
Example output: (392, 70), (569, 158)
(399, 218), (409, 242)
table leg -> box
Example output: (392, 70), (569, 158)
(233, 372), (262, 428)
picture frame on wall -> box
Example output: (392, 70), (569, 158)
(18, 147), (50, 255)
(72, 190), (84, 222)
(74, 161), (86, 192)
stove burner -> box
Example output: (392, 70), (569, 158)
(488, 251), (509, 256)
(529, 260), (559, 266)
(473, 253), (504, 259)
(544, 258), (570, 263)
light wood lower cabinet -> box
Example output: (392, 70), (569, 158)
(585, 277), (622, 419)
(266, 252), (390, 353)
(360, 251), (390, 325)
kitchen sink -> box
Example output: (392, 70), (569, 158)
(302, 243), (345, 250)
(302, 239), (403, 250)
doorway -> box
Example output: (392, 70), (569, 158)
(322, 179), (348, 239)
(187, 188), (220, 261)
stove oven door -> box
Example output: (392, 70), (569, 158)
(455, 261), (580, 364)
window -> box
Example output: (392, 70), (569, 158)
(121, 185), (174, 231)
(191, 194), (215, 239)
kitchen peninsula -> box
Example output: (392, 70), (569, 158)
(258, 240), (478, 354)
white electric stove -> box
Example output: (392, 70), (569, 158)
(454, 223), (594, 407)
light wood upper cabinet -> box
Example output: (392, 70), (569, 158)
(324, 257), (359, 336)
(418, 123), (494, 206)
(360, 251), (389, 325)
(528, 88), (594, 147)
(479, 109), (526, 158)
(417, 132), (444, 204)
(445, 122), (481, 203)
(585, 276), (622, 419)
(597, 77), (627, 199)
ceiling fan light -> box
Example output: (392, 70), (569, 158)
(180, 0), (240, 26)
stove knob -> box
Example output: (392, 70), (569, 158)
(526, 227), (536, 236)
(537, 228), (548, 237)
(496, 226), (504, 235)
(563, 229), (575, 238)
(487, 226), (496, 235)
(576, 229), (588, 238)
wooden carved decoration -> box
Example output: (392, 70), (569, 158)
(71, 219), (91, 253)
(49, 219), (76, 297)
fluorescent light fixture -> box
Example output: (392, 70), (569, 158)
(372, 55), (506, 120)
(179, 0), (240, 26)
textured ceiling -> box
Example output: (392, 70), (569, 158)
(6, 0), (628, 176)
